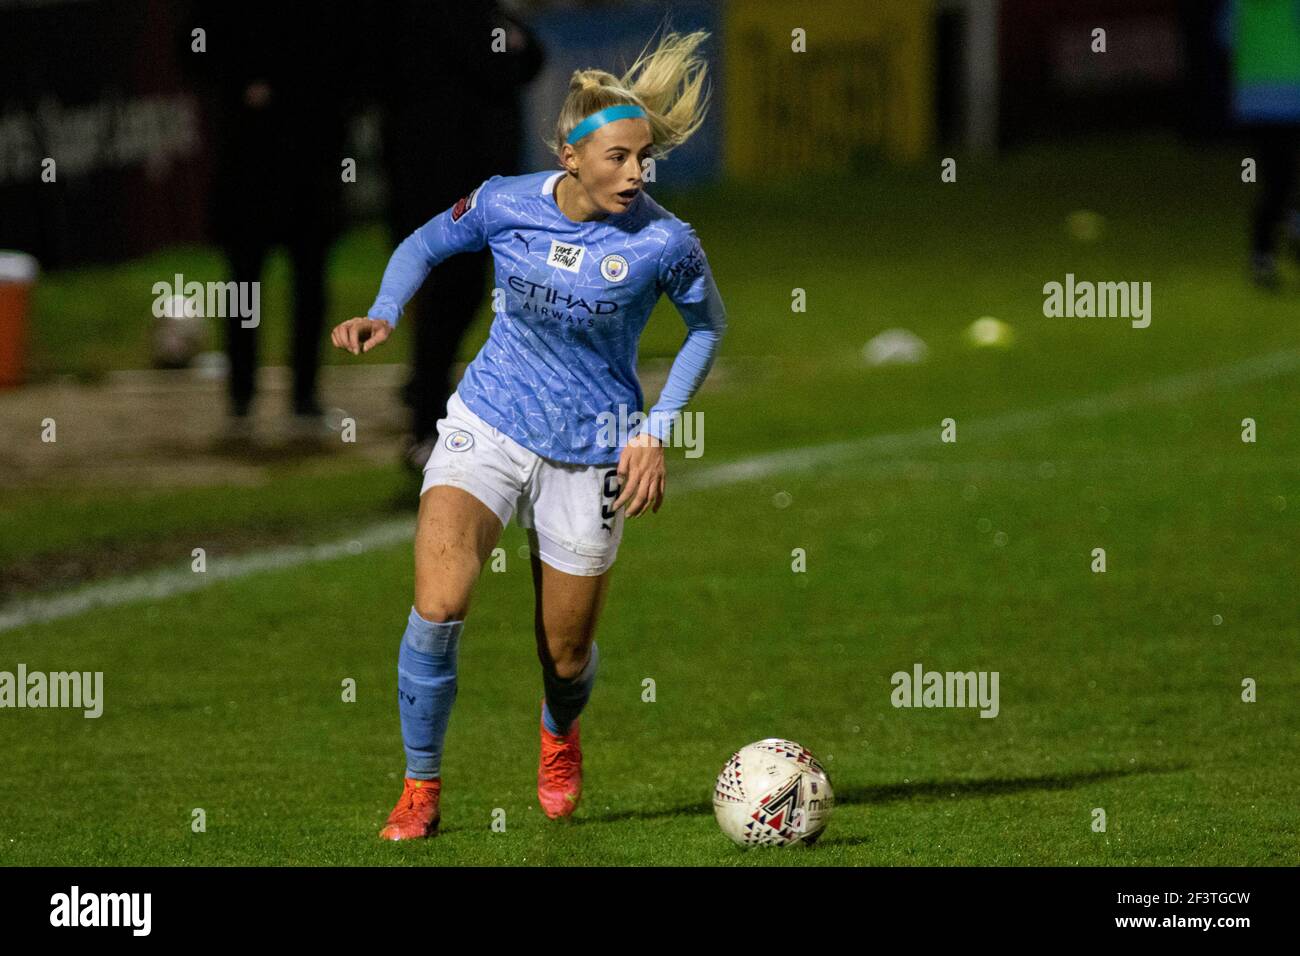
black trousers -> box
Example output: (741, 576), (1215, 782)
(385, 115), (494, 441)
(223, 232), (329, 416)
(1250, 125), (1299, 256)
(402, 248), (490, 440)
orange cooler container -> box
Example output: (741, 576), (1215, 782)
(0, 252), (38, 389)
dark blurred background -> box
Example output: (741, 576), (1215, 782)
(0, 0), (1238, 269)
(0, 0), (1291, 477)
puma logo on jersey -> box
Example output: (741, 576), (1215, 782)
(513, 231), (534, 253)
(547, 240), (585, 273)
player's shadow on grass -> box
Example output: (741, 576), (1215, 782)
(811, 765), (1189, 848)
(581, 765), (1187, 833)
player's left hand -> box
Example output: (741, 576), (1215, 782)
(613, 432), (665, 517)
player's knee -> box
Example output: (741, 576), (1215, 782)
(542, 639), (596, 680)
(413, 600), (467, 624)
(549, 656), (581, 680)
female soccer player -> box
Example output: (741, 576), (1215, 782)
(330, 27), (728, 837)
(331, 30), (726, 840)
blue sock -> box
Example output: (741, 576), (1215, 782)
(542, 642), (599, 736)
(397, 607), (462, 780)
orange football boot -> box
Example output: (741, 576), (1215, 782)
(538, 700), (583, 819)
(379, 777), (441, 840)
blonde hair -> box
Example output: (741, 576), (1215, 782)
(549, 29), (712, 160)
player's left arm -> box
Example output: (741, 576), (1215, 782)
(613, 227), (728, 517)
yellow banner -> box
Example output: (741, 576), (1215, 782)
(724, 0), (934, 176)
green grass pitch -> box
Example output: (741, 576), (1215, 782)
(1, 136), (1296, 865)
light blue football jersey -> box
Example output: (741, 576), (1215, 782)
(367, 170), (727, 465)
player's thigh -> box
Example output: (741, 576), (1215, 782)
(413, 485), (504, 622)
(528, 543), (612, 678)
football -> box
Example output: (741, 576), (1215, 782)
(712, 738), (834, 847)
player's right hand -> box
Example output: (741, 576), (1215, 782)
(331, 317), (392, 355)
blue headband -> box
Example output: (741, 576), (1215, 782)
(566, 104), (647, 145)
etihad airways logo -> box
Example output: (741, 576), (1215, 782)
(507, 275), (618, 320)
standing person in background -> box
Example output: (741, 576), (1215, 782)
(187, 3), (354, 443)
(378, 0), (545, 471)
(1227, 0), (1300, 288)
(1181, 0), (1233, 142)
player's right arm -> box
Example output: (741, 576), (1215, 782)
(331, 176), (500, 355)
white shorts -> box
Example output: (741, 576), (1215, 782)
(420, 391), (626, 576)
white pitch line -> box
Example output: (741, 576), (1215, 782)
(676, 348), (1300, 491)
(3, 348), (1297, 634)
(0, 519), (413, 633)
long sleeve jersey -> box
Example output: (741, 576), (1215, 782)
(367, 169), (727, 465)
